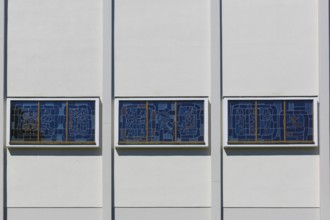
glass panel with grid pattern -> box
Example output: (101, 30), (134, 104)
(10, 100), (96, 145)
(118, 100), (205, 145)
(228, 99), (314, 144)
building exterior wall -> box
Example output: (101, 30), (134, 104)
(6, 0), (103, 218)
(221, 0), (320, 217)
(114, 0), (210, 97)
(1, 0), (329, 220)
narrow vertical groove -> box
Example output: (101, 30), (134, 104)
(66, 101), (68, 143)
(284, 101), (286, 143)
(174, 101), (177, 142)
(255, 101), (257, 142)
(146, 101), (148, 143)
(37, 101), (40, 142)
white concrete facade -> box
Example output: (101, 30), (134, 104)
(0, 0), (328, 220)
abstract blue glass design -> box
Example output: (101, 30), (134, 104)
(228, 99), (314, 144)
(68, 101), (95, 142)
(119, 101), (147, 142)
(176, 101), (204, 142)
(228, 101), (255, 142)
(10, 100), (97, 144)
(10, 101), (38, 142)
(118, 100), (205, 144)
(257, 100), (284, 142)
(286, 100), (313, 142)
(148, 101), (175, 142)
(39, 102), (66, 142)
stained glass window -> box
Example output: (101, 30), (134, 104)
(39, 101), (66, 142)
(11, 101), (38, 142)
(176, 101), (204, 143)
(285, 100), (313, 142)
(148, 101), (175, 143)
(9, 99), (97, 145)
(119, 101), (147, 143)
(118, 100), (205, 145)
(227, 99), (315, 144)
(68, 101), (95, 142)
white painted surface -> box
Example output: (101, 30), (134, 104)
(114, 0), (210, 97)
(102, 1), (113, 218)
(318, 0), (330, 219)
(115, 150), (211, 207)
(223, 152), (319, 207)
(7, 149), (102, 207)
(222, 0), (318, 96)
(7, 208), (102, 220)
(0, 0), (4, 218)
(115, 208), (210, 220)
(7, 0), (102, 97)
(210, 0), (222, 219)
(224, 208), (319, 220)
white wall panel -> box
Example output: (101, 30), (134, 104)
(223, 150), (319, 207)
(115, 208), (210, 220)
(115, 149), (211, 207)
(8, 208), (102, 220)
(222, 0), (318, 96)
(224, 208), (319, 220)
(7, 149), (102, 207)
(7, 0), (102, 97)
(114, 0), (210, 97)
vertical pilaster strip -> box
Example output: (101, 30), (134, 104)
(319, 0), (330, 219)
(103, 0), (113, 219)
(0, 0), (5, 217)
(211, 0), (222, 220)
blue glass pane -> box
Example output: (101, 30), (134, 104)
(228, 101), (255, 142)
(39, 102), (66, 142)
(119, 101), (146, 142)
(10, 101), (38, 142)
(176, 101), (204, 142)
(148, 101), (175, 142)
(286, 100), (313, 142)
(257, 100), (284, 142)
(68, 101), (95, 142)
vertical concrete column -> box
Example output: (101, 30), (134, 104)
(211, 0), (221, 220)
(103, 0), (113, 219)
(319, 0), (330, 219)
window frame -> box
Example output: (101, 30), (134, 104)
(6, 97), (100, 148)
(223, 97), (318, 148)
(114, 97), (209, 148)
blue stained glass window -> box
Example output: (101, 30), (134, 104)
(10, 100), (97, 145)
(148, 101), (175, 142)
(176, 101), (204, 143)
(40, 102), (66, 142)
(286, 100), (313, 142)
(68, 101), (95, 142)
(228, 101), (255, 142)
(228, 99), (315, 144)
(10, 101), (38, 142)
(118, 100), (205, 145)
(257, 101), (284, 142)
(119, 101), (147, 143)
